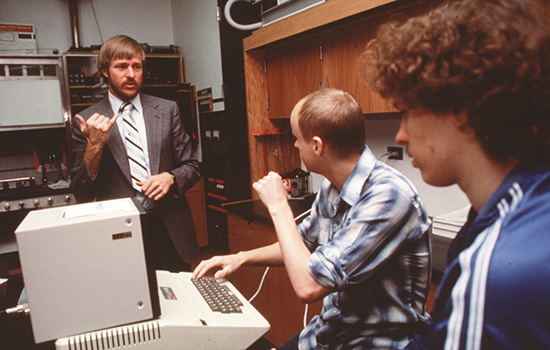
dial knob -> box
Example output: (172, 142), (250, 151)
(34, 199), (40, 207)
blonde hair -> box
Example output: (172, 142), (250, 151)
(98, 35), (145, 76)
(298, 88), (365, 157)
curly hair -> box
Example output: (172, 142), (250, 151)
(298, 88), (365, 158)
(362, 0), (550, 163)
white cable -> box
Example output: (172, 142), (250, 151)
(224, 0), (262, 31)
(248, 266), (270, 302)
(247, 207), (313, 303)
(4, 303), (30, 315)
(294, 208), (312, 222)
(303, 303), (309, 328)
(378, 150), (399, 161)
(297, 209), (313, 328)
(377, 151), (392, 160)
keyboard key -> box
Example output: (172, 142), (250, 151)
(191, 277), (243, 314)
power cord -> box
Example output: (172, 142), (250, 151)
(294, 208), (312, 222)
(247, 208), (314, 326)
(1, 303), (30, 317)
(378, 150), (400, 162)
(303, 303), (309, 328)
(248, 266), (270, 303)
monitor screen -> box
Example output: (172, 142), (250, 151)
(0, 56), (68, 130)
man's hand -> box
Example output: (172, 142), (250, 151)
(254, 172), (331, 303)
(192, 254), (244, 280)
(139, 172), (174, 201)
(75, 113), (118, 149)
(252, 171), (289, 215)
(76, 113), (118, 178)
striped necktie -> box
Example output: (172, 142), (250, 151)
(119, 102), (148, 192)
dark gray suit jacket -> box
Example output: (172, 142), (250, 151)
(70, 94), (201, 263)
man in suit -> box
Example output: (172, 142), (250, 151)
(70, 35), (200, 272)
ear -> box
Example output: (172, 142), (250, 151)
(312, 136), (324, 156)
(101, 68), (110, 79)
(453, 111), (476, 136)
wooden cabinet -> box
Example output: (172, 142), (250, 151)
(243, 0), (442, 192)
(264, 24), (395, 119)
(226, 212), (322, 347)
(266, 37), (323, 119)
(321, 18), (395, 113)
(187, 177), (208, 247)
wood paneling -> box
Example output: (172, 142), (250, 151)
(243, 0), (443, 197)
(187, 178), (208, 247)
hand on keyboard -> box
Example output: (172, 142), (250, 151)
(192, 254), (244, 280)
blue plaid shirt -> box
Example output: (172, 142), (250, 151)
(297, 146), (431, 350)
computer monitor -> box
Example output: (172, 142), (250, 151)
(16, 197), (269, 349)
(15, 197), (159, 343)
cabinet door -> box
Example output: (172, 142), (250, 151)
(266, 38), (323, 119)
(321, 0), (444, 113)
(322, 20), (397, 113)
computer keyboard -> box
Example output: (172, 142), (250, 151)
(191, 277), (244, 314)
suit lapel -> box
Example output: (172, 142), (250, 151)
(99, 98), (132, 184)
(141, 95), (161, 175)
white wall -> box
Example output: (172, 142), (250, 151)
(171, 0), (224, 110)
(76, 0), (174, 46)
(1, 0), (72, 54)
(0, 0), (174, 53)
